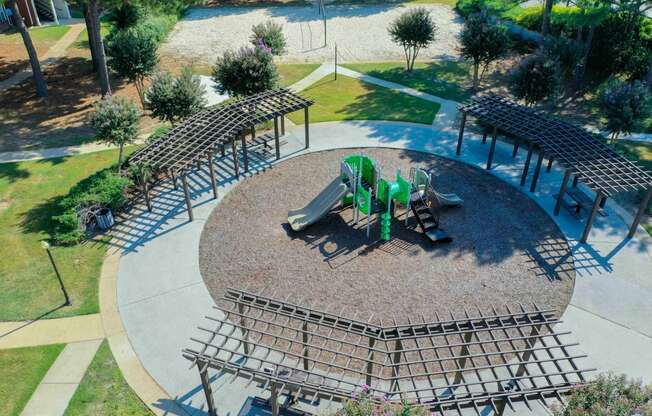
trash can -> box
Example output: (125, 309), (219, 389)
(96, 207), (115, 230)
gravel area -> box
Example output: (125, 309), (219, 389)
(161, 4), (462, 64)
(199, 149), (575, 324)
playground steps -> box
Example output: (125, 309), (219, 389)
(410, 191), (452, 244)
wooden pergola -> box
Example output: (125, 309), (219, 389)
(456, 94), (652, 242)
(129, 89), (314, 220)
(183, 288), (594, 416)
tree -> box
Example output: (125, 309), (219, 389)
(106, 27), (159, 107)
(147, 67), (206, 126)
(212, 46), (278, 97)
(459, 11), (509, 90)
(90, 97), (141, 171)
(79, 0), (112, 97)
(553, 374), (652, 416)
(541, 0), (554, 36)
(106, 1), (145, 29)
(7, 0), (47, 97)
(597, 78), (652, 142)
(250, 20), (287, 56)
(510, 53), (561, 106)
(388, 8), (437, 72)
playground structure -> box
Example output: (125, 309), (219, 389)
(288, 153), (461, 243)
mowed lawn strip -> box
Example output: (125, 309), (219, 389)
(613, 139), (652, 236)
(343, 61), (472, 102)
(287, 74), (440, 124)
(0, 344), (65, 416)
(0, 149), (129, 321)
(63, 340), (152, 415)
(278, 63), (321, 87)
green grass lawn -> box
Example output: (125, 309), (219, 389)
(278, 63), (320, 87)
(63, 340), (151, 415)
(287, 74), (440, 124)
(343, 61), (472, 102)
(0, 149), (126, 321)
(0, 344), (65, 416)
(613, 139), (652, 236)
(1, 25), (71, 43)
(69, 22), (112, 50)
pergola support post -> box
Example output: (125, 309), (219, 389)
(529, 150), (545, 192)
(171, 171), (178, 190)
(581, 191), (604, 243)
(486, 127), (498, 170)
(302, 321), (309, 371)
(231, 139), (240, 179)
(572, 176), (579, 188)
(237, 302), (249, 355)
(274, 117), (280, 160)
(142, 180), (152, 212)
(198, 362), (217, 416)
(270, 382), (280, 416)
(281, 114), (285, 135)
(391, 339), (403, 393)
(208, 155), (218, 200)
(520, 144), (534, 186)
(628, 186), (652, 238)
(482, 129), (487, 145)
(304, 107), (310, 149)
(512, 140), (520, 158)
(554, 169), (572, 216)
(453, 331), (473, 385)
(182, 174), (193, 221)
(456, 112), (467, 156)
(546, 158), (554, 172)
(241, 134), (249, 173)
(366, 337), (375, 387)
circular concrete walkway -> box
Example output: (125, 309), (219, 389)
(114, 120), (652, 416)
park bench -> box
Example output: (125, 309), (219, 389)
(554, 188), (608, 219)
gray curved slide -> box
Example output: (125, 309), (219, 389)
(288, 178), (349, 232)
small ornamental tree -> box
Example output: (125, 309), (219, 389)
(338, 385), (430, 416)
(106, 2), (145, 29)
(598, 78), (652, 142)
(459, 11), (509, 90)
(388, 8), (437, 72)
(106, 27), (159, 107)
(212, 45), (279, 97)
(90, 96), (140, 171)
(250, 20), (287, 56)
(147, 67), (206, 126)
(509, 53), (561, 106)
(553, 374), (652, 416)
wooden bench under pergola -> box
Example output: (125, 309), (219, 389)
(456, 94), (652, 242)
(183, 288), (594, 416)
(128, 89), (314, 220)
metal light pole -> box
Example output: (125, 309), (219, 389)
(41, 241), (71, 306)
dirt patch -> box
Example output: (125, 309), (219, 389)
(200, 148), (575, 324)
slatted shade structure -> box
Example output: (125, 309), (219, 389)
(128, 89), (313, 220)
(183, 288), (594, 416)
(456, 94), (652, 242)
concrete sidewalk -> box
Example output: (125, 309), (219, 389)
(0, 314), (103, 349)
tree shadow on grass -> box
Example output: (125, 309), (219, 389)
(0, 162), (30, 182)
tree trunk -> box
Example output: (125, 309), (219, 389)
(646, 56), (652, 88)
(83, 3), (99, 72)
(472, 62), (479, 90)
(541, 0), (554, 37)
(575, 23), (595, 93)
(118, 143), (124, 171)
(88, 0), (111, 97)
(8, 0), (47, 97)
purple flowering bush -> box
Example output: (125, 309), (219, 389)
(250, 20), (286, 56)
(509, 53), (560, 106)
(597, 78), (652, 142)
(212, 45), (279, 97)
(338, 386), (431, 416)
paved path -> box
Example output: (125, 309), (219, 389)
(0, 21), (85, 92)
(115, 118), (652, 416)
(0, 314), (103, 349)
(20, 339), (102, 416)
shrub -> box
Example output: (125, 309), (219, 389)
(147, 67), (206, 126)
(89, 97), (141, 171)
(137, 13), (178, 44)
(553, 374), (652, 416)
(388, 8), (437, 72)
(250, 20), (286, 56)
(212, 45), (279, 97)
(459, 11), (509, 89)
(597, 78), (652, 142)
(456, 0), (520, 18)
(106, 2), (146, 29)
(106, 26), (159, 106)
(338, 386), (429, 416)
(509, 53), (560, 105)
(52, 169), (133, 245)
(540, 36), (583, 85)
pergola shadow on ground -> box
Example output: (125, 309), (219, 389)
(456, 94), (652, 244)
(184, 288), (594, 416)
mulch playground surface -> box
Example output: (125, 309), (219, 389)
(199, 148), (575, 324)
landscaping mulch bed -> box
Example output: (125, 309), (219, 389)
(199, 148), (575, 325)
